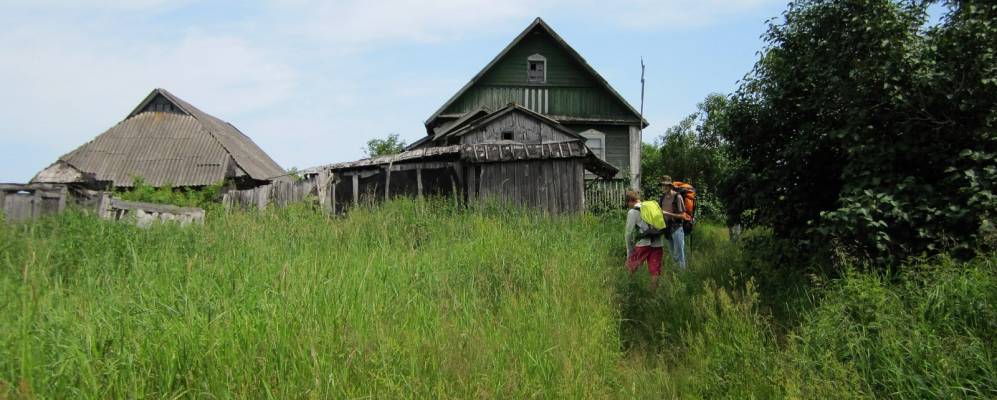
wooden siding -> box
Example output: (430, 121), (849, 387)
(442, 27), (636, 121)
(0, 184), (68, 222)
(460, 112), (578, 145)
(222, 180), (317, 211)
(468, 159), (585, 213)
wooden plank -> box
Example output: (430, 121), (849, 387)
(352, 174), (359, 206)
(331, 176), (337, 214)
(416, 167), (423, 199)
(31, 189), (41, 219)
(384, 166), (392, 201)
(577, 161), (585, 212)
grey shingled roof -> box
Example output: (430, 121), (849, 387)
(33, 88), (285, 187)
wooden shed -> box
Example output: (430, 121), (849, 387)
(305, 104), (616, 213)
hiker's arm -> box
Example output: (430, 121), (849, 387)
(624, 210), (637, 257)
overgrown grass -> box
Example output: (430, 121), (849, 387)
(1, 199), (993, 398)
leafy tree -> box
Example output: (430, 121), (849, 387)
(643, 94), (734, 221)
(721, 0), (996, 264)
(364, 134), (407, 157)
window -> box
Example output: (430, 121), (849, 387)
(527, 54), (546, 83)
(501, 130), (514, 141)
(579, 129), (606, 160)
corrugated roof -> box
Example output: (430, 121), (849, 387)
(138, 89), (285, 180)
(33, 88), (285, 187)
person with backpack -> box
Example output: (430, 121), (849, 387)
(659, 176), (693, 270)
(624, 190), (666, 291)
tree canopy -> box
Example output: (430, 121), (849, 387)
(720, 0), (996, 264)
(364, 134), (407, 158)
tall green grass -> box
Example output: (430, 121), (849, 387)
(1, 199), (994, 398)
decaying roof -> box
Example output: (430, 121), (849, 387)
(306, 140), (618, 179)
(32, 88), (285, 187)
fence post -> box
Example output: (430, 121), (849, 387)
(352, 174), (359, 206)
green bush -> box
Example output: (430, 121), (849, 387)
(117, 177), (224, 211)
(721, 0), (997, 264)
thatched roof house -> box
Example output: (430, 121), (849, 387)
(32, 88), (285, 189)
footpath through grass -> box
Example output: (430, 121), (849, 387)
(1, 199), (994, 398)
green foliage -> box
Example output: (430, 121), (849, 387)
(0, 202), (994, 398)
(789, 257), (997, 399)
(285, 166), (304, 182)
(118, 177), (224, 212)
(721, 0), (997, 264)
(363, 133), (407, 157)
(643, 94), (734, 222)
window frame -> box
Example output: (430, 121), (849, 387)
(578, 129), (606, 160)
(527, 54), (547, 84)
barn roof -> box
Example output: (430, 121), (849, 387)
(32, 88), (285, 187)
(423, 17), (648, 132)
(305, 140), (618, 179)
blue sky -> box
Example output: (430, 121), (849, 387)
(0, 0), (787, 182)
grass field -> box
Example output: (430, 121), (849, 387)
(1, 199), (994, 398)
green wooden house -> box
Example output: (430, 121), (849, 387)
(414, 17), (647, 188)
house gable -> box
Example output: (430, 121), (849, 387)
(426, 18), (646, 134)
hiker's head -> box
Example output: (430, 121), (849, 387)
(625, 190), (640, 208)
(660, 175), (674, 192)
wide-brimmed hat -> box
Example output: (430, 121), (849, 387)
(659, 175), (673, 186)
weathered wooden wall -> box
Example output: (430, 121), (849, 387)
(329, 163), (461, 214)
(0, 184), (68, 221)
(1, 183), (204, 226)
(461, 112), (578, 145)
(222, 180), (316, 210)
(466, 159), (585, 213)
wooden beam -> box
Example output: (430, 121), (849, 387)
(384, 164), (392, 201)
(416, 167), (423, 198)
(31, 189), (41, 218)
(331, 175), (337, 214)
(629, 124), (641, 190)
(57, 186), (67, 213)
(352, 174), (359, 206)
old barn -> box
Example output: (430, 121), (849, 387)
(306, 104), (617, 213)
(32, 88), (286, 190)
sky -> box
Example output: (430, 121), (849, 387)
(0, 0), (788, 182)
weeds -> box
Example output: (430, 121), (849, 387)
(0, 199), (993, 398)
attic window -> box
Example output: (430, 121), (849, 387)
(501, 130), (514, 141)
(527, 54), (546, 83)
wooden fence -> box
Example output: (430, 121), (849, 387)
(221, 180), (317, 211)
(1, 183), (203, 226)
(0, 183), (68, 221)
(584, 180), (628, 212)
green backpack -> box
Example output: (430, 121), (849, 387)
(635, 200), (666, 238)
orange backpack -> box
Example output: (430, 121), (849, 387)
(672, 181), (696, 217)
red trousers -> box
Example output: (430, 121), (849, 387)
(627, 246), (663, 276)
